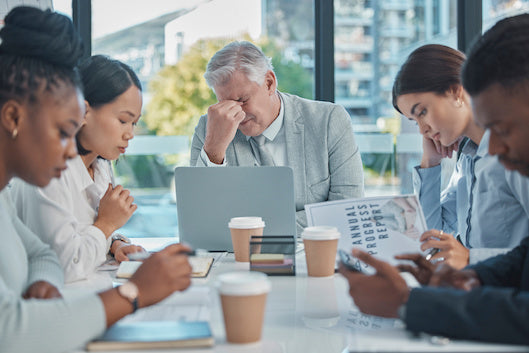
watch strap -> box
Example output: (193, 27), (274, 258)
(110, 234), (131, 255)
(117, 282), (139, 313)
(131, 297), (139, 313)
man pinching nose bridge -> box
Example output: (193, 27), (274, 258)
(190, 41), (365, 235)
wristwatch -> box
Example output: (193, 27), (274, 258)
(110, 234), (131, 255)
(117, 281), (139, 313)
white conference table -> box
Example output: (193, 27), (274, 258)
(67, 238), (529, 353)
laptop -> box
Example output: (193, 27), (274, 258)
(174, 166), (296, 251)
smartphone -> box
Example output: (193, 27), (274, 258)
(338, 249), (363, 273)
(127, 251), (151, 261)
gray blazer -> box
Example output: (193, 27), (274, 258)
(190, 92), (364, 234)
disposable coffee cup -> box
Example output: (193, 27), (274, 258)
(229, 217), (265, 262)
(218, 271), (271, 344)
(302, 226), (340, 277)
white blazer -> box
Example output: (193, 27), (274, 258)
(10, 156), (113, 283)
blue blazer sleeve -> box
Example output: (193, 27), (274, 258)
(405, 236), (529, 345)
(406, 286), (529, 345)
(467, 235), (529, 288)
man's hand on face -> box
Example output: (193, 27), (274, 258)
(203, 100), (245, 164)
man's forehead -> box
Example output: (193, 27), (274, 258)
(215, 82), (254, 101)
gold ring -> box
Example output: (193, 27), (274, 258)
(439, 230), (444, 236)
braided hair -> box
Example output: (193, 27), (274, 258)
(0, 6), (84, 108)
(463, 13), (529, 96)
(392, 44), (466, 114)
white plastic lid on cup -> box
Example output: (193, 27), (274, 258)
(217, 271), (271, 296)
(228, 217), (265, 229)
(301, 226), (341, 240)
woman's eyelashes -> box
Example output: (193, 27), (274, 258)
(60, 128), (76, 139)
(119, 117), (137, 126)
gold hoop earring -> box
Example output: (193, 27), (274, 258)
(11, 128), (18, 140)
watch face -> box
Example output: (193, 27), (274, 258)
(118, 281), (139, 301)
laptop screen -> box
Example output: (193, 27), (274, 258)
(174, 166), (296, 251)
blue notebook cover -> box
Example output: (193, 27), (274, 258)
(86, 321), (214, 351)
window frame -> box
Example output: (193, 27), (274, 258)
(71, 0), (483, 101)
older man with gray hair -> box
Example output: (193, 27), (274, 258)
(190, 41), (364, 234)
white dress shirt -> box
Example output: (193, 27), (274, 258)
(199, 93), (287, 166)
(10, 156), (113, 283)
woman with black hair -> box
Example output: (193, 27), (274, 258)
(0, 7), (192, 352)
(339, 15), (529, 344)
(393, 44), (529, 269)
(11, 55), (146, 283)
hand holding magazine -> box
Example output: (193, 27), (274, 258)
(305, 194), (427, 271)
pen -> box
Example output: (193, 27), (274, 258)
(425, 248), (440, 261)
(127, 249), (197, 261)
(108, 160), (116, 187)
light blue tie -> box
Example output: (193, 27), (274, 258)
(251, 135), (275, 166)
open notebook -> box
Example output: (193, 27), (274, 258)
(116, 256), (214, 279)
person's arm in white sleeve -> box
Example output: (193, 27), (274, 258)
(199, 148), (228, 167)
(14, 213), (64, 289)
(0, 191), (106, 353)
(1, 189), (63, 289)
(16, 180), (109, 283)
(0, 282), (106, 353)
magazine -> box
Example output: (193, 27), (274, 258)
(305, 194), (427, 267)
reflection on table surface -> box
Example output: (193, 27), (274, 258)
(66, 239), (529, 353)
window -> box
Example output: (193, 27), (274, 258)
(483, 0), (529, 31)
(64, 1), (494, 238)
(52, 0), (72, 17)
(335, 0), (457, 196)
(90, 0), (315, 238)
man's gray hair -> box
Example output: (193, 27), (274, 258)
(204, 41), (274, 88)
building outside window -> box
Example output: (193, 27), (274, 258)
(52, 0), (529, 239)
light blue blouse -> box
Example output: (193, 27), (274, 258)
(0, 189), (105, 353)
(413, 130), (529, 263)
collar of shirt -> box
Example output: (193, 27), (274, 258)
(246, 92), (285, 143)
(475, 129), (491, 159)
(460, 130), (489, 159)
(460, 137), (478, 157)
(67, 155), (111, 196)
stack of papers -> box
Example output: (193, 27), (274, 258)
(250, 253), (294, 274)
